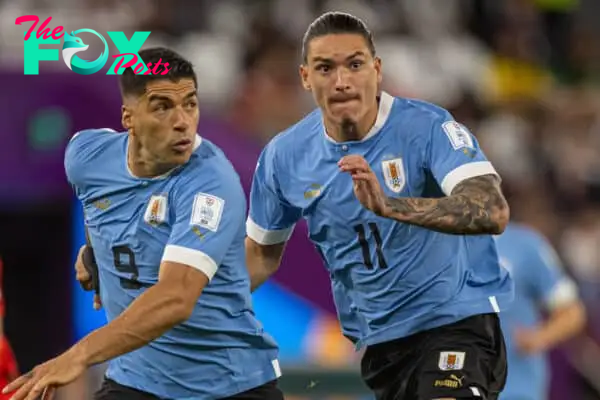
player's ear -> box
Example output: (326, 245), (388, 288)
(121, 105), (132, 132)
(299, 64), (311, 91)
(374, 57), (383, 85)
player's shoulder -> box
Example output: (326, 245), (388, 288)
(383, 95), (457, 146)
(67, 127), (122, 150)
(265, 108), (323, 154)
(390, 96), (452, 125)
(64, 128), (125, 183)
(178, 136), (242, 190)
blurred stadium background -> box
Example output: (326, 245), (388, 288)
(0, 0), (599, 398)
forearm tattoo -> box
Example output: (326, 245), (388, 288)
(385, 174), (509, 234)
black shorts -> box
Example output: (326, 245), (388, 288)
(361, 313), (507, 400)
(94, 378), (284, 400)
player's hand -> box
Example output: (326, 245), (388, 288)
(2, 349), (86, 400)
(513, 326), (547, 355)
(338, 155), (391, 217)
(75, 246), (102, 310)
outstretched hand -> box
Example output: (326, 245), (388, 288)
(3, 350), (86, 400)
(338, 155), (390, 217)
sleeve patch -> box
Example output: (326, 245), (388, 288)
(442, 121), (474, 150)
(190, 193), (225, 232)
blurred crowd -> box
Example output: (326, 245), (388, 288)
(1, 0), (600, 397)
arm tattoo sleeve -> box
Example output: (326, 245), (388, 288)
(384, 174), (509, 234)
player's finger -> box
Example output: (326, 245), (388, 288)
(338, 159), (369, 172)
(350, 172), (373, 182)
(2, 372), (32, 394)
(41, 386), (56, 400)
(93, 294), (102, 310)
(25, 379), (50, 400)
(5, 376), (37, 400)
(338, 156), (369, 171)
(338, 154), (366, 164)
(75, 250), (92, 290)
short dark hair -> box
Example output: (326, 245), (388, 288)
(118, 47), (197, 97)
(301, 12), (375, 63)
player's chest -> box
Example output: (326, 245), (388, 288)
(286, 146), (426, 222)
(82, 181), (174, 243)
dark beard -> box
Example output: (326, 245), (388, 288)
(340, 117), (359, 141)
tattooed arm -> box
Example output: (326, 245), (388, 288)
(383, 174), (509, 235)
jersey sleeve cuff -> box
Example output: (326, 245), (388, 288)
(545, 278), (579, 310)
(440, 161), (499, 195)
(161, 245), (218, 280)
(246, 217), (295, 245)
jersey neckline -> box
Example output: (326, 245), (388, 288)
(322, 91), (395, 144)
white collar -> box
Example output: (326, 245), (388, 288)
(126, 134), (202, 179)
(323, 91), (394, 143)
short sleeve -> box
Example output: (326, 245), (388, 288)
(64, 130), (97, 188)
(426, 112), (499, 195)
(64, 128), (116, 191)
(161, 171), (246, 281)
(524, 234), (579, 310)
(246, 143), (302, 245)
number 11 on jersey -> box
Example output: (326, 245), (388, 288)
(354, 223), (388, 269)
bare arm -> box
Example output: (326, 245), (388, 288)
(70, 261), (207, 366)
(245, 237), (285, 292)
(536, 300), (586, 351)
(383, 174), (510, 235)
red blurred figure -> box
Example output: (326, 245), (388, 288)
(0, 258), (18, 400)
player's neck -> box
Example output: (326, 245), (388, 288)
(127, 139), (175, 178)
(325, 99), (379, 142)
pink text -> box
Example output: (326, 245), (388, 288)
(15, 15), (64, 41)
(112, 53), (172, 75)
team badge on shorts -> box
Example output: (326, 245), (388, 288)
(381, 157), (406, 193)
(438, 351), (466, 371)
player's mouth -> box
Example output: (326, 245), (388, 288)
(172, 138), (193, 152)
(329, 96), (359, 106)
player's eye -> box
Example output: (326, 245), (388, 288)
(185, 100), (197, 109)
(316, 64), (331, 73)
(350, 60), (363, 69)
(154, 103), (168, 112)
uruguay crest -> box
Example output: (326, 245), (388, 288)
(144, 194), (168, 225)
(381, 158), (406, 193)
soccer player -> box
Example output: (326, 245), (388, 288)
(495, 223), (586, 400)
(4, 48), (283, 400)
(245, 12), (513, 400)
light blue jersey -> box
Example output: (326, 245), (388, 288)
(65, 129), (280, 399)
(247, 92), (513, 348)
(495, 223), (578, 400)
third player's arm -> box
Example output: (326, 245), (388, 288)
(245, 143), (301, 291)
(384, 174), (509, 235)
(245, 239), (285, 292)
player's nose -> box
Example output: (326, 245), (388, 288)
(172, 107), (190, 132)
(334, 68), (352, 91)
